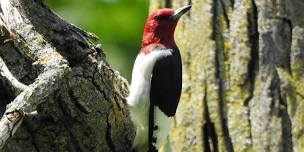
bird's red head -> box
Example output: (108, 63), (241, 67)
(141, 5), (191, 54)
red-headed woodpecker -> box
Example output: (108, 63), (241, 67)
(127, 5), (191, 152)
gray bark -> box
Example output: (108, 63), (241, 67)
(0, 0), (133, 151)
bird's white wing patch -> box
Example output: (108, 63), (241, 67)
(153, 106), (173, 149)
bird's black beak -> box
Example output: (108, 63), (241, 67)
(169, 5), (192, 20)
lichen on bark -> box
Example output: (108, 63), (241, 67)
(150, 0), (304, 152)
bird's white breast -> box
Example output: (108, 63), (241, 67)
(127, 49), (172, 107)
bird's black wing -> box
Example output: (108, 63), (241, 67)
(148, 49), (182, 152)
(150, 49), (182, 117)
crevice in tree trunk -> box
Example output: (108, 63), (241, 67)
(247, 0), (259, 99)
(280, 106), (293, 152)
(244, 1), (259, 144)
(0, 85), (13, 106)
(212, 0), (234, 151)
(230, 0), (235, 9)
(219, 0), (230, 29)
(203, 122), (218, 152)
(165, 0), (172, 8)
(0, 43), (37, 86)
(0, 82), (14, 114)
(275, 71), (293, 152)
(68, 89), (84, 114)
(281, 18), (293, 75)
(278, 81), (293, 152)
(106, 113), (116, 152)
(203, 84), (218, 152)
(268, 70), (293, 151)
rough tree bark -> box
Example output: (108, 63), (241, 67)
(0, 0), (134, 151)
(151, 0), (304, 152)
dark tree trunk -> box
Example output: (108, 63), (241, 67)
(0, 0), (133, 151)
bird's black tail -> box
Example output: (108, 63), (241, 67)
(148, 105), (158, 152)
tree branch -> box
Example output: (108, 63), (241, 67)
(0, 0), (70, 148)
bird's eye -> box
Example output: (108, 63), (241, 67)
(155, 15), (168, 20)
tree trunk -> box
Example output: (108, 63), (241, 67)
(0, 0), (133, 151)
(150, 0), (304, 152)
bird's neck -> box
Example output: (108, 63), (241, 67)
(141, 34), (176, 54)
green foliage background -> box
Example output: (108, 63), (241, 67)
(46, 0), (149, 80)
